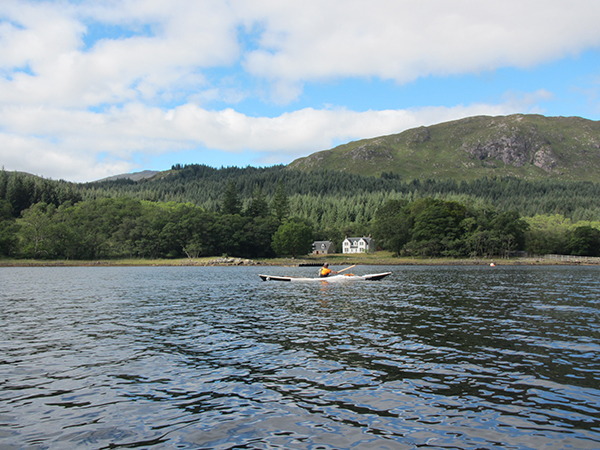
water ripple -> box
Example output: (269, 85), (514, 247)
(1, 265), (599, 449)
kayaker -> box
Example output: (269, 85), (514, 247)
(319, 262), (338, 278)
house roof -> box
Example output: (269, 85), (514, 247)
(313, 240), (334, 249)
(344, 237), (374, 244)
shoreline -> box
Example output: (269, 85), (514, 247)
(1, 254), (599, 267)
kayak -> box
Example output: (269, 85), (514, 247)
(259, 272), (392, 282)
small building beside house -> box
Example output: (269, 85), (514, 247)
(312, 240), (335, 255)
(342, 236), (376, 254)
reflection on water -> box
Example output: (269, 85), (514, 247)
(1, 265), (599, 449)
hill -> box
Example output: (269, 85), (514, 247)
(94, 170), (160, 182)
(288, 114), (600, 181)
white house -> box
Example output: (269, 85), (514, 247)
(342, 236), (376, 254)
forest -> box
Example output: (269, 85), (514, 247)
(1, 165), (600, 259)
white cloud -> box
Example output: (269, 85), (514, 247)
(0, 93), (538, 181)
(0, 1), (598, 181)
(2, 0), (599, 106)
(0, 132), (132, 181)
(0, 0), (241, 107)
(239, 0), (600, 101)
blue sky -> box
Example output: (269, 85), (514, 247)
(1, 0), (600, 182)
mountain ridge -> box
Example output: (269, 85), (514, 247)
(93, 170), (160, 182)
(288, 114), (600, 181)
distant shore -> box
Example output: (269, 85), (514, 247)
(1, 253), (599, 267)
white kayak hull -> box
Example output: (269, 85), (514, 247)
(259, 272), (392, 282)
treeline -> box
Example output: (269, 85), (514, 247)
(373, 198), (600, 258)
(4, 165), (600, 222)
(1, 167), (600, 259)
(80, 165), (600, 222)
(0, 169), (83, 217)
(0, 178), (319, 260)
(1, 194), (599, 260)
(0, 186), (278, 259)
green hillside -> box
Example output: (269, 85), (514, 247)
(288, 114), (600, 181)
(3, 119), (600, 260)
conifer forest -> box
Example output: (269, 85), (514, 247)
(1, 165), (600, 260)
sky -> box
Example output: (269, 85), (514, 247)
(1, 1), (600, 182)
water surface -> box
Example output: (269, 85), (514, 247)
(1, 265), (599, 449)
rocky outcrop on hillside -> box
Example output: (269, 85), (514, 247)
(459, 117), (565, 172)
(402, 126), (431, 147)
(349, 139), (394, 161)
(462, 136), (559, 172)
(288, 114), (600, 181)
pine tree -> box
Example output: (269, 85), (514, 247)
(0, 168), (8, 200)
(271, 181), (289, 223)
(6, 173), (32, 216)
(246, 188), (269, 218)
(221, 180), (241, 215)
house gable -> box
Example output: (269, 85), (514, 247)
(312, 240), (335, 255)
(342, 236), (375, 253)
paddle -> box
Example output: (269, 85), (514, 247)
(336, 264), (356, 274)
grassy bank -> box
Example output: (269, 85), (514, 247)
(1, 252), (598, 267)
(299, 252), (600, 266)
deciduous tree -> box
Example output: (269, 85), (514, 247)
(272, 219), (314, 258)
(568, 226), (600, 256)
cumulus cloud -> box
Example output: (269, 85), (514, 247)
(0, 96), (536, 181)
(0, 0), (599, 181)
(239, 0), (600, 101)
(0, 0), (240, 107)
(3, 0), (598, 106)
